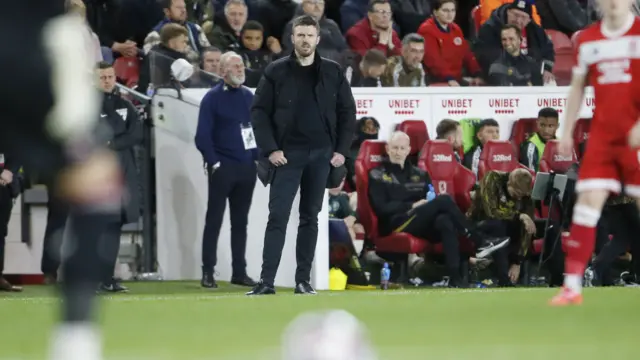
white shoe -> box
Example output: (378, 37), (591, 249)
(49, 323), (102, 360)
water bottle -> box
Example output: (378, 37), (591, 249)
(584, 267), (594, 287)
(380, 263), (391, 290)
(426, 184), (436, 202)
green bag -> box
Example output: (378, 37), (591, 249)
(459, 118), (483, 154)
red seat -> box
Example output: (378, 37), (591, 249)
(395, 120), (429, 158)
(509, 118), (537, 159)
(470, 5), (482, 36)
(539, 140), (578, 173)
(355, 140), (427, 254)
(477, 140), (521, 180)
(418, 140), (476, 253)
(553, 49), (573, 86)
(571, 30), (582, 47)
(573, 118), (591, 149)
(113, 56), (140, 87)
(546, 29), (573, 51)
(429, 82), (449, 86)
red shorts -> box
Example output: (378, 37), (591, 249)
(576, 136), (640, 197)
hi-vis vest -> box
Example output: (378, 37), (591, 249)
(525, 133), (545, 171)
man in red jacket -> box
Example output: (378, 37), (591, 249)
(418, 0), (482, 85)
(346, 0), (402, 57)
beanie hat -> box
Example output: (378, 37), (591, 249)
(509, 0), (533, 16)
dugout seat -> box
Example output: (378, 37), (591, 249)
(573, 118), (591, 155)
(395, 120), (429, 163)
(113, 56), (141, 87)
(478, 140), (525, 180)
(539, 140), (578, 173)
(417, 140), (476, 254)
(355, 140), (427, 254)
(510, 118), (537, 158)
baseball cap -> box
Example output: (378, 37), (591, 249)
(509, 0), (533, 16)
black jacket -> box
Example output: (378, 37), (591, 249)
(138, 44), (187, 94)
(488, 51), (543, 86)
(99, 91), (143, 224)
(251, 52), (356, 158)
(368, 159), (432, 236)
(474, 4), (555, 75)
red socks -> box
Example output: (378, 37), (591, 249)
(564, 205), (600, 276)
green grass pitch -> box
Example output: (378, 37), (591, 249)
(0, 283), (639, 359)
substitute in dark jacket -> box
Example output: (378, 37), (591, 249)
(248, 15), (356, 296)
(96, 62), (143, 293)
(369, 132), (509, 287)
(474, 2), (554, 79)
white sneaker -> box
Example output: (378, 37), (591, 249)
(49, 323), (102, 360)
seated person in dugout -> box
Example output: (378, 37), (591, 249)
(467, 169), (562, 285)
(368, 131), (510, 287)
(519, 107), (559, 172)
(463, 118), (500, 180)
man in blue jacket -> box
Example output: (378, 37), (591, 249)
(195, 51), (258, 289)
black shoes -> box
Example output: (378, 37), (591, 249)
(231, 274), (257, 287)
(476, 236), (510, 259)
(246, 281), (276, 295)
(99, 279), (128, 293)
(201, 272), (218, 289)
(294, 281), (317, 295)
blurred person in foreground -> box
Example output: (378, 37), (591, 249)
(0, 150), (22, 291)
(0, 2), (123, 360)
(195, 51), (258, 289)
(249, 15), (356, 295)
(95, 61), (143, 293)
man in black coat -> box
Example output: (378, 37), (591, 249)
(96, 61), (143, 292)
(474, 0), (555, 83)
(249, 15), (356, 295)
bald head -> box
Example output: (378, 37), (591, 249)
(386, 131), (411, 166)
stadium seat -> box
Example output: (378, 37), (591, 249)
(418, 140), (475, 213)
(417, 140), (476, 253)
(571, 30), (582, 46)
(509, 118), (537, 158)
(546, 29), (573, 51)
(114, 56), (141, 87)
(573, 118), (591, 147)
(355, 140), (427, 254)
(553, 48), (573, 86)
(395, 120), (429, 162)
(477, 140), (522, 180)
(470, 5), (482, 36)
(539, 140), (578, 173)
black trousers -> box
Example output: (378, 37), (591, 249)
(0, 185), (14, 275)
(41, 183), (69, 276)
(99, 214), (126, 283)
(401, 195), (479, 285)
(261, 147), (332, 286)
(202, 162), (256, 276)
(593, 203), (640, 285)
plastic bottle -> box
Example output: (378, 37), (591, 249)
(380, 263), (391, 290)
(426, 184), (436, 202)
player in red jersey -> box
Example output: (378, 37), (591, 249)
(552, 0), (640, 305)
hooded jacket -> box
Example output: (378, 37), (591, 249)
(346, 18), (402, 57)
(473, 3), (555, 75)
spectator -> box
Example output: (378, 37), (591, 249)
(83, 0), (140, 57)
(345, 116), (380, 190)
(143, 0), (210, 56)
(328, 180), (364, 243)
(138, 23), (190, 94)
(418, 0), (482, 86)
(282, 0), (349, 64)
(389, 0), (431, 36)
(238, 21), (274, 87)
(520, 107), (559, 172)
(487, 24), (544, 87)
(380, 33), (426, 87)
(254, 0), (298, 48)
(202, 47), (223, 77)
(207, 0), (248, 52)
(340, 0), (402, 33)
(346, 0), (402, 57)
(480, 0), (541, 25)
(435, 119), (463, 163)
(474, 0), (555, 83)
(367, 131), (509, 288)
(346, 49), (387, 87)
(96, 61), (143, 293)
(66, 0), (103, 63)
(186, 47), (222, 88)
(463, 118), (500, 180)
(468, 169), (536, 285)
(212, 0), (259, 20)
(531, 0), (588, 35)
